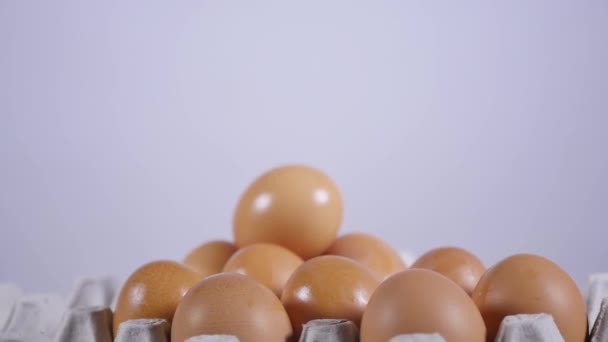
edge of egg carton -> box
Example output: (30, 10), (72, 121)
(54, 306), (113, 342)
(299, 319), (359, 342)
(590, 298), (608, 342)
(389, 333), (446, 342)
(587, 273), (608, 330)
(495, 313), (564, 342)
(185, 335), (239, 342)
(114, 318), (169, 342)
(2, 269), (608, 342)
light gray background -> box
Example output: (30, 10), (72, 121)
(1, 1), (606, 293)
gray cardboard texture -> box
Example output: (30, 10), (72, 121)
(389, 334), (446, 342)
(2, 294), (65, 340)
(0, 333), (51, 342)
(114, 318), (169, 342)
(588, 273), (608, 331)
(53, 306), (112, 342)
(495, 313), (564, 342)
(0, 284), (22, 332)
(298, 319), (359, 342)
(185, 336), (240, 342)
(67, 276), (118, 309)
(590, 298), (608, 342)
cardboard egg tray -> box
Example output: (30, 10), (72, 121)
(1, 273), (607, 342)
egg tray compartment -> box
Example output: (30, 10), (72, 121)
(2, 274), (608, 342)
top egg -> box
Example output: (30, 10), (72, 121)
(233, 165), (343, 259)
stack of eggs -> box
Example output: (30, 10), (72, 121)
(112, 165), (589, 342)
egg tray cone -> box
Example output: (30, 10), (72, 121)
(2, 275), (608, 342)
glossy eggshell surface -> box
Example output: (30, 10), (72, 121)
(360, 269), (485, 342)
(233, 165), (343, 259)
(410, 246), (485, 295)
(183, 240), (238, 277)
(223, 243), (303, 297)
(112, 260), (201, 336)
(171, 272), (293, 342)
(281, 255), (380, 338)
(324, 233), (407, 280)
(471, 254), (587, 342)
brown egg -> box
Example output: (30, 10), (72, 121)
(233, 165), (343, 259)
(410, 246), (485, 295)
(223, 243), (303, 297)
(324, 233), (407, 280)
(183, 240), (238, 276)
(171, 272), (293, 342)
(281, 255), (380, 338)
(360, 269), (485, 342)
(112, 260), (201, 336)
(471, 253), (587, 342)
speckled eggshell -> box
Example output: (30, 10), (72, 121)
(233, 165), (343, 259)
(410, 246), (485, 295)
(360, 269), (485, 342)
(471, 253), (587, 342)
(183, 240), (238, 277)
(222, 243), (303, 297)
(281, 255), (380, 338)
(171, 272), (293, 342)
(324, 233), (407, 280)
(112, 260), (201, 336)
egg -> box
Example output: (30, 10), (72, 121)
(233, 164), (343, 259)
(171, 272), (293, 342)
(410, 246), (485, 295)
(471, 253), (587, 342)
(281, 255), (380, 338)
(324, 233), (407, 280)
(222, 243), (303, 297)
(183, 240), (238, 276)
(360, 269), (485, 342)
(112, 260), (201, 336)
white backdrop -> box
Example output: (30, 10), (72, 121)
(1, 0), (607, 293)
